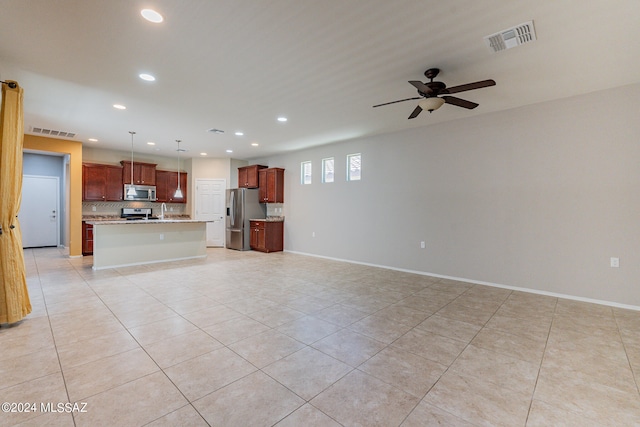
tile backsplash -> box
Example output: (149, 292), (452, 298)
(82, 201), (186, 217)
(266, 203), (284, 217)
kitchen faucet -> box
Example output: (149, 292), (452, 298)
(160, 202), (167, 220)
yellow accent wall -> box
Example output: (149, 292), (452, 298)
(23, 134), (82, 256)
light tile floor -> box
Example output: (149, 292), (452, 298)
(1, 247), (639, 426)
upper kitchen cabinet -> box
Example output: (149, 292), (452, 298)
(156, 170), (188, 204)
(238, 164), (267, 188)
(82, 163), (123, 201)
(258, 167), (284, 203)
(121, 161), (157, 185)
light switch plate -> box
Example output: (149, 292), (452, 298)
(610, 257), (619, 268)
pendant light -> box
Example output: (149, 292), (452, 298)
(127, 131), (137, 197)
(174, 139), (183, 199)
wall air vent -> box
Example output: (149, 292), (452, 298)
(484, 20), (536, 53)
(30, 126), (76, 138)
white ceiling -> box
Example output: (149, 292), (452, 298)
(1, 1), (639, 160)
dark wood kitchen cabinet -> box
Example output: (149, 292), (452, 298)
(249, 220), (284, 252)
(156, 170), (188, 203)
(238, 164), (267, 188)
(82, 163), (123, 201)
(258, 167), (284, 203)
(82, 221), (93, 255)
(121, 161), (157, 185)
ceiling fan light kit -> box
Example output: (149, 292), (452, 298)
(373, 67), (496, 119)
(419, 97), (445, 112)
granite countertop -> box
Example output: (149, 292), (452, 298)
(83, 215), (192, 221)
(85, 218), (207, 225)
(83, 214), (204, 225)
(249, 216), (285, 222)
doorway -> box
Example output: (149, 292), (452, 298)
(195, 179), (226, 247)
(19, 175), (60, 248)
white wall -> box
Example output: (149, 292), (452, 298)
(256, 83), (640, 307)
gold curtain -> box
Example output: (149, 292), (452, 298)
(0, 80), (31, 324)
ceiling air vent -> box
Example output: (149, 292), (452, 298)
(207, 128), (225, 134)
(484, 20), (536, 53)
(30, 126), (76, 138)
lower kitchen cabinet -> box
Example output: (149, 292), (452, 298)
(249, 220), (283, 253)
(82, 221), (93, 255)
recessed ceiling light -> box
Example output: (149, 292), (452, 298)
(113, 104), (126, 110)
(251, 143), (259, 147)
(88, 138), (98, 142)
(141, 9), (163, 23)
(200, 152), (207, 156)
(277, 117), (287, 122)
(235, 131), (244, 136)
(226, 149), (233, 153)
(147, 142), (155, 146)
(139, 73), (156, 82)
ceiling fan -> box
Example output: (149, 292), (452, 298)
(373, 68), (496, 119)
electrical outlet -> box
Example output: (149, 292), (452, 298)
(420, 241), (426, 249)
(160, 233), (164, 241)
(610, 257), (619, 268)
(312, 231), (315, 238)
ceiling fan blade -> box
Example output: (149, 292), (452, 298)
(408, 105), (422, 119)
(442, 96), (479, 109)
(408, 80), (433, 95)
(372, 97), (421, 108)
(442, 79), (496, 94)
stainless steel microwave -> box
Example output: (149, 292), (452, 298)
(124, 184), (157, 201)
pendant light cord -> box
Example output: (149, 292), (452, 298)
(130, 131), (136, 184)
(127, 131), (137, 197)
(176, 139), (181, 190)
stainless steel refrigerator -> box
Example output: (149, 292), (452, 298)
(225, 188), (266, 250)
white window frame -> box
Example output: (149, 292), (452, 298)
(322, 157), (334, 183)
(347, 153), (361, 181)
(301, 161), (312, 184)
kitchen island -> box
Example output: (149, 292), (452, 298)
(85, 219), (207, 270)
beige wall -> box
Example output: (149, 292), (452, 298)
(257, 83), (640, 308)
(23, 134), (82, 256)
(187, 157), (233, 216)
(83, 146), (180, 171)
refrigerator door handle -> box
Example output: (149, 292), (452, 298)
(230, 190), (235, 226)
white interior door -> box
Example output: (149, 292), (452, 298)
(19, 175), (59, 248)
(195, 179), (226, 247)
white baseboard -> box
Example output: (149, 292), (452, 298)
(284, 250), (640, 312)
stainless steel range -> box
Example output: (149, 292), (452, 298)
(120, 207), (154, 220)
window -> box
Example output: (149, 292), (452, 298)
(301, 161), (312, 184)
(347, 153), (361, 181)
(322, 157), (334, 183)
